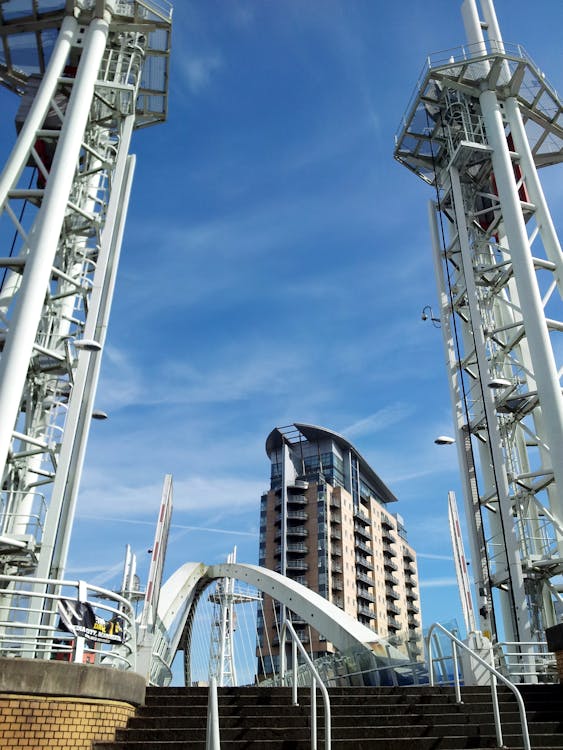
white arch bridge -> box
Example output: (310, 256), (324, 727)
(138, 562), (422, 687)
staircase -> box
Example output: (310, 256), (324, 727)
(93, 683), (563, 749)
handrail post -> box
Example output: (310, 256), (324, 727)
(311, 682), (317, 750)
(490, 671), (503, 748)
(206, 676), (221, 750)
(452, 642), (461, 703)
(292, 638), (298, 706)
(280, 621), (287, 685)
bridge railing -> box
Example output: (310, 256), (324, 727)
(0, 573), (137, 671)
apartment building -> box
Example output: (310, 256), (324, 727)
(257, 423), (422, 675)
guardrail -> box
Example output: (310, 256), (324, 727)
(426, 623), (531, 750)
(280, 619), (331, 750)
(494, 640), (557, 683)
(0, 573), (137, 671)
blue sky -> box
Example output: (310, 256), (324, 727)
(2, 1), (562, 644)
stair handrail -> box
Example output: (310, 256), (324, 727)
(205, 675), (221, 750)
(426, 622), (531, 750)
(280, 619), (331, 750)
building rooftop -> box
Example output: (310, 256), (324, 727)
(265, 422), (398, 504)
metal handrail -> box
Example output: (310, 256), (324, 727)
(280, 620), (331, 750)
(0, 573), (136, 670)
(206, 676), (221, 750)
(494, 640), (556, 682)
(426, 623), (530, 750)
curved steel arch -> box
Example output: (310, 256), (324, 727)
(149, 561), (401, 685)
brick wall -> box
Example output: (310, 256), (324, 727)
(0, 693), (135, 749)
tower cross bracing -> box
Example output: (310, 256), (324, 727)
(395, 0), (562, 645)
(0, 0), (171, 654)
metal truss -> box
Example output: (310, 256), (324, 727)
(0, 1), (171, 646)
(395, 2), (563, 645)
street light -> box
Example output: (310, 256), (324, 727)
(435, 435), (455, 445)
(74, 338), (102, 352)
(421, 305), (441, 328)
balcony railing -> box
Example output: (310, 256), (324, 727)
(354, 523), (372, 540)
(353, 508), (371, 525)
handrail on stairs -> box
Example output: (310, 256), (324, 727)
(206, 676), (221, 750)
(280, 619), (331, 750)
(426, 622), (531, 750)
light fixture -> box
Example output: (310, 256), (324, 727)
(435, 435), (455, 445)
(91, 410), (108, 420)
(74, 338), (102, 352)
(421, 305), (441, 328)
(488, 377), (512, 389)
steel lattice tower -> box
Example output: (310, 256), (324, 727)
(0, 0), (171, 652)
(395, 0), (562, 646)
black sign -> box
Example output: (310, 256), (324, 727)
(57, 599), (124, 645)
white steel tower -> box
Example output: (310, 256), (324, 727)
(0, 0), (171, 649)
(395, 0), (562, 646)
(208, 547), (261, 687)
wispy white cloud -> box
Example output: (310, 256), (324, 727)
(77, 476), (262, 517)
(341, 403), (414, 439)
(420, 577), (458, 588)
(80, 515), (257, 538)
(178, 53), (222, 94)
(416, 552), (454, 561)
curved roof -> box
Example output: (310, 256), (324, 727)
(265, 422), (397, 504)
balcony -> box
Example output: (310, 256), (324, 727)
(388, 617), (401, 631)
(407, 601), (420, 614)
(331, 544), (342, 557)
(330, 528), (342, 541)
(357, 604), (376, 619)
(331, 578), (343, 591)
(403, 548), (415, 562)
(329, 495), (341, 509)
(332, 597), (344, 608)
(354, 508), (371, 525)
(286, 526), (309, 538)
(404, 562), (416, 575)
(275, 494), (307, 510)
(385, 571), (399, 586)
(386, 601), (401, 616)
(286, 559), (308, 572)
(381, 527), (395, 544)
(332, 562), (343, 574)
(356, 571), (373, 586)
(382, 542), (397, 557)
(286, 509), (308, 521)
(357, 587), (376, 603)
(288, 478), (309, 490)
(381, 516), (394, 530)
(288, 494), (308, 506)
(331, 512), (342, 524)
(408, 614), (420, 627)
(355, 554), (374, 571)
(355, 539), (372, 555)
(383, 557), (398, 572)
(385, 586), (400, 601)
(354, 523), (372, 541)
(275, 543), (308, 555)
